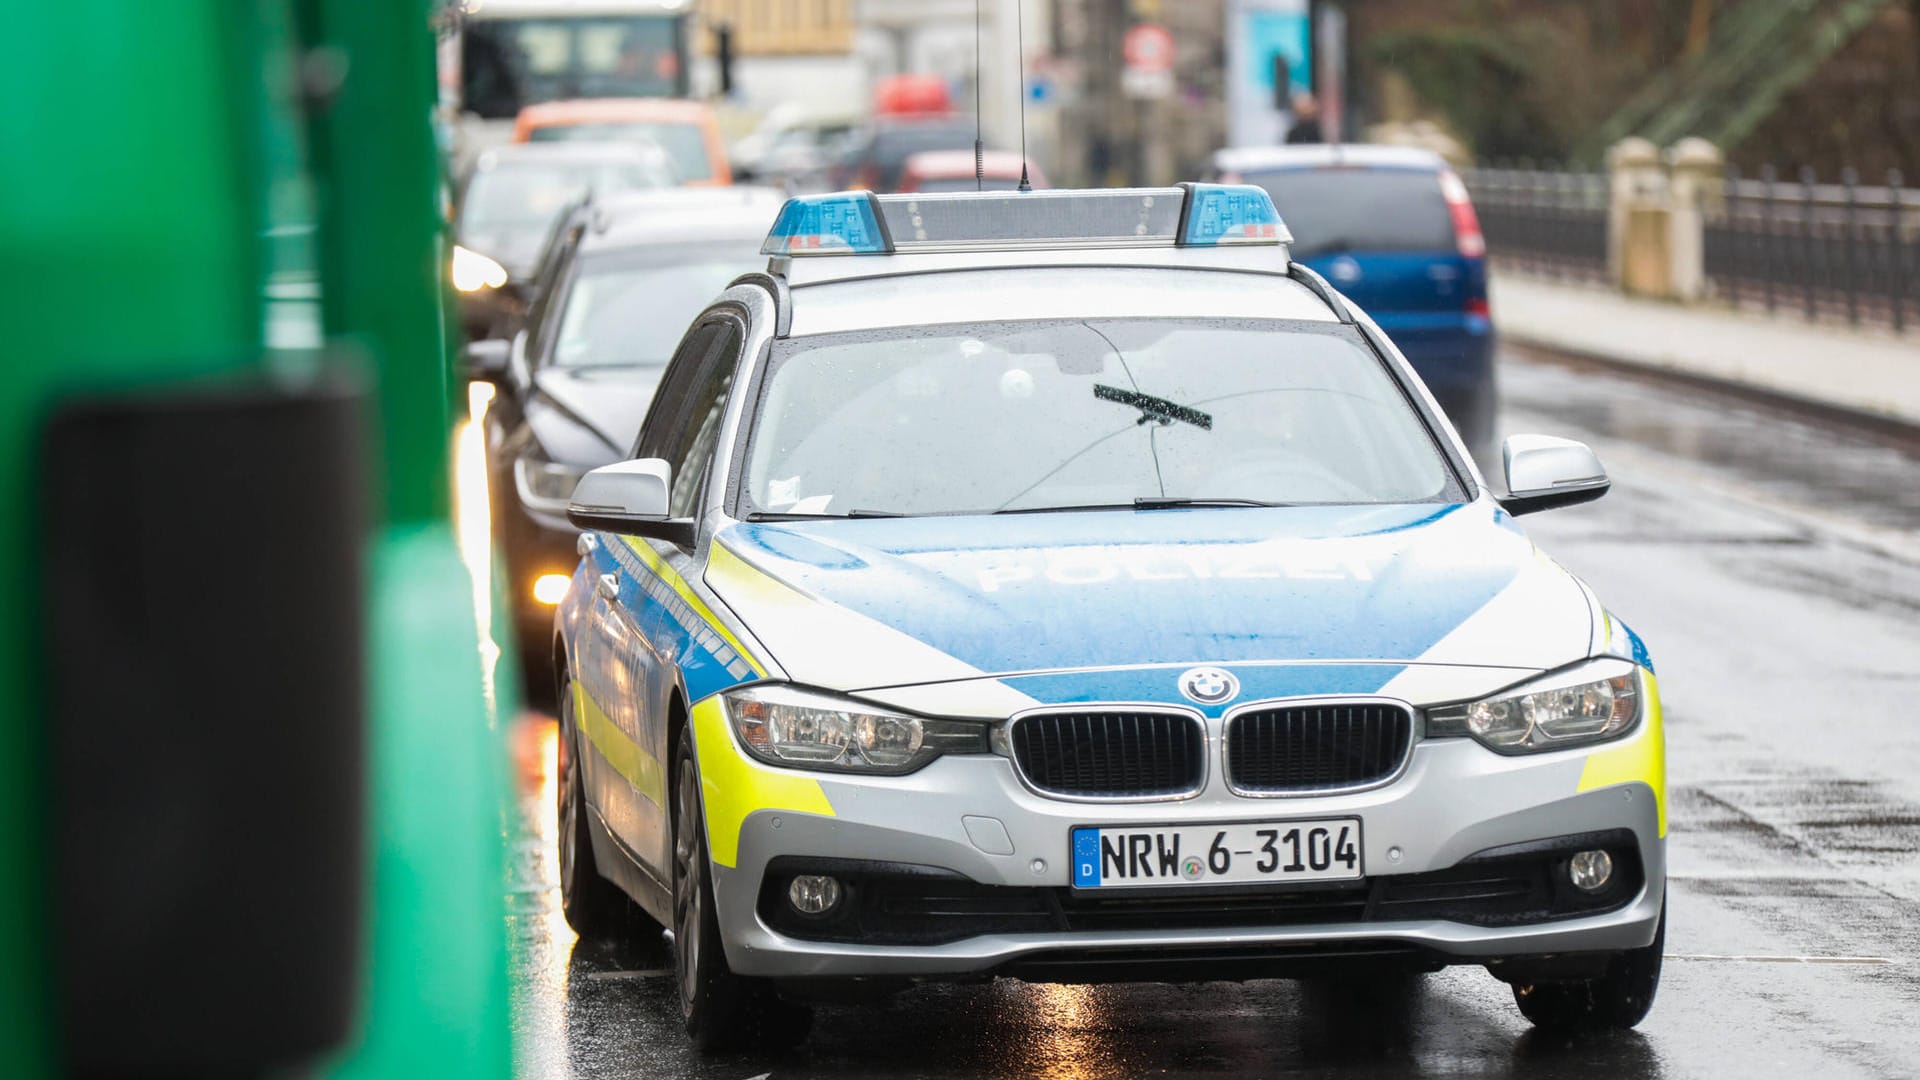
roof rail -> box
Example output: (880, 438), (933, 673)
(1287, 262), (1353, 324)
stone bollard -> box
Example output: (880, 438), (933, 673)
(1666, 137), (1725, 302)
(1608, 137), (1670, 298)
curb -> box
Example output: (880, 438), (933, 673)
(1502, 337), (1920, 451)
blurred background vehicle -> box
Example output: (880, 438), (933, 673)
(729, 104), (863, 189)
(441, 0), (699, 171)
(830, 114), (994, 194)
(452, 142), (676, 341)
(514, 97), (733, 186)
(1213, 144), (1495, 454)
(465, 185), (784, 694)
(897, 149), (1047, 193)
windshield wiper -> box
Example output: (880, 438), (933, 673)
(1133, 497), (1284, 509)
(744, 509), (905, 522)
(1092, 384), (1213, 431)
(995, 498), (1282, 515)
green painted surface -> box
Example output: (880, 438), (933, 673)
(327, 527), (510, 1079)
(0, 6), (274, 1073)
(2, 1), (510, 1074)
(301, 0), (455, 525)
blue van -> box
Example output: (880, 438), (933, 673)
(1211, 145), (1496, 452)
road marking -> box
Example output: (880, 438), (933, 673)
(582, 968), (673, 980)
(1667, 953), (1897, 965)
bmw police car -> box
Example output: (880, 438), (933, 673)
(552, 185), (1666, 1050)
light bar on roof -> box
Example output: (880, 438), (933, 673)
(762, 184), (1290, 257)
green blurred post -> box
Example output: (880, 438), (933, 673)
(0, 8), (272, 1073)
(0, 2), (508, 1076)
(296, 1), (510, 1075)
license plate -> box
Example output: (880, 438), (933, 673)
(1071, 818), (1363, 888)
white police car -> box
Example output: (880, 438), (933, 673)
(551, 185), (1666, 1050)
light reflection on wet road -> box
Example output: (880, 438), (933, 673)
(507, 351), (1920, 1079)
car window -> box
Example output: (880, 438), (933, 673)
(529, 122), (712, 182)
(548, 245), (761, 369)
(635, 323), (723, 462)
(743, 318), (1459, 517)
(1241, 168), (1455, 257)
(663, 326), (741, 517)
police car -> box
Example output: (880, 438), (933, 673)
(552, 185), (1666, 1050)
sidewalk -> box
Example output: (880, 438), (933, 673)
(1490, 275), (1920, 429)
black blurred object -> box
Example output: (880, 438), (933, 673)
(1286, 116), (1324, 144)
(42, 376), (369, 1076)
(1271, 54), (1292, 111)
(715, 22), (735, 97)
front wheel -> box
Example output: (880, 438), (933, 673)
(1512, 895), (1664, 1032)
(672, 735), (811, 1053)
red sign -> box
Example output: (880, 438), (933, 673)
(1123, 24), (1175, 73)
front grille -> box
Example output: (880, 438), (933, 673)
(1009, 711), (1203, 798)
(1226, 703), (1413, 794)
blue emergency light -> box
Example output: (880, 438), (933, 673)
(760, 184), (1289, 257)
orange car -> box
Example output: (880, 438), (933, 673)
(513, 99), (732, 186)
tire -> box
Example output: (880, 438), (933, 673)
(557, 679), (643, 938)
(672, 734), (812, 1053)
(1513, 894), (1664, 1032)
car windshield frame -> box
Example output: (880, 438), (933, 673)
(724, 314), (1469, 522)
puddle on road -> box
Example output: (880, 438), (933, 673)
(1501, 356), (1920, 536)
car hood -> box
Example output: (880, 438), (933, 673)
(703, 503), (1598, 713)
(529, 366), (665, 461)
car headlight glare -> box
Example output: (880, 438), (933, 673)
(451, 244), (509, 292)
(1428, 658), (1641, 754)
(723, 684), (987, 774)
(513, 453), (586, 515)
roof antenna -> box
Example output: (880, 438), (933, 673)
(974, 0), (985, 191)
(1015, 0), (1032, 192)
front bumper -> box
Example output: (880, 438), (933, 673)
(697, 687), (1666, 981)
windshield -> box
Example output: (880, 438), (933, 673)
(1242, 169), (1456, 257)
(529, 121), (711, 182)
(460, 16), (684, 119)
(742, 318), (1459, 517)
(551, 247), (762, 369)
(458, 162), (654, 235)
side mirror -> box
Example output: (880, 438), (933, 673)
(462, 339), (510, 381)
(1498, 434), (1610, 516)
(567, 458), (697, 547)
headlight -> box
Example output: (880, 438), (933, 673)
(451, 244), (509, 292)
(723, 684), (989, 774)
(1427, 658), (1641, 754)
(513, 452), (586, 515)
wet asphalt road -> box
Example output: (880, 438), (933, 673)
(504, 350), (1920, 1079)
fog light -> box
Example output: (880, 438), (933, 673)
(1568, 849), (1613, 892)
(787, 874), (843, 916)
(532, 573), (571, 605)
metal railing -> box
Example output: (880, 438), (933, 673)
(1461, 166), (1610, 283)
(1464, 163), (1919, 333)
(1709, 166), (1916, 332)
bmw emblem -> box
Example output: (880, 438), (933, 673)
(1178, 666), (1239, 705)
